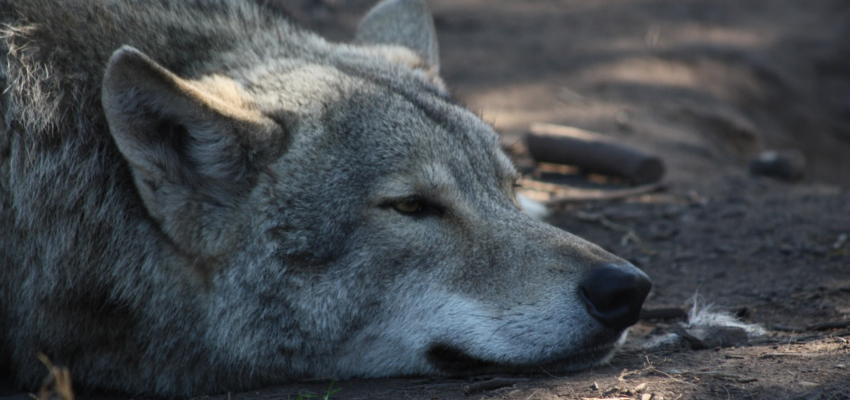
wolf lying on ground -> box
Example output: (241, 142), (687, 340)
(0, 0), (651, 396)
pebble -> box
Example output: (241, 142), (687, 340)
(749, 149), (805, 180)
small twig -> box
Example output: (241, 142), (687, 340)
(619, 367), (649, 381)
(543, 182), (667, 205)
(574, 211), (657, 254)
(772, 324), (805, 332)
(35, 353), (74, 400)
(773, 320), (850, 333)
(760, 352), (831, 358)
(463, 378), (528, 395)
(581, 397), (631, 400)
(534, 365), (558, 378)
(648, 367), (698, 387)
(807, 320), (850, 331)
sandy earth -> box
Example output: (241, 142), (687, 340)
(3, 1), (849, 399)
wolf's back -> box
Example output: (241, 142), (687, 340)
(0, 0), (326, 395)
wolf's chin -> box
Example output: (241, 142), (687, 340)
(426, 329), (629, 376)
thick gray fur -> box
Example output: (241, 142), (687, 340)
(1, 0), (637, 397)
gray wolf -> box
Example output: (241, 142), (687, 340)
(0, 0), (651, 396)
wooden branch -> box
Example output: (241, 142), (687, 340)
(537, 181), (666, 206)
(525, 123), (665, 185)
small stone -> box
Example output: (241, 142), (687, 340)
(749, 149), (805, 180)
(641, 394), (652, 400)
(590, 382), (599, 390)
(634, 383), (647, 391)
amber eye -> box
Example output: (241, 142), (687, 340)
(393, 199), (422, 214)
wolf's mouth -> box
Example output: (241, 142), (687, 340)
(426, 344), (500, 374)
(426, 331), (624, 375)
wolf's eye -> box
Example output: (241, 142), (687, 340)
(392, 199), (423, 214)
(387, 197), (443, 217)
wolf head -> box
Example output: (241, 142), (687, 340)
(101, 0), (650, 385)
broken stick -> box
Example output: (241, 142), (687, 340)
(463, 378), (528, 395)
(543, 181), (666, 206)
(526, 123), (665, 185)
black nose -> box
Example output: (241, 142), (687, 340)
(580, 263), (652, 331)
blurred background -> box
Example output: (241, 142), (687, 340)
(261, 0), (850, 188)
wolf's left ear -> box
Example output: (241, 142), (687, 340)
(354, 0), (440, 73)
(102, 46), (288, 256)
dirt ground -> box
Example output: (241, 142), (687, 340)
(4, 1), (849, 399)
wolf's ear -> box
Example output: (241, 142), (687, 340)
(102, 46), (288, 255)
(354, 0), (440, 73)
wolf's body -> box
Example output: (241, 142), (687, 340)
(0, 0), (650, 396)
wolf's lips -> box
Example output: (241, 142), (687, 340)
(426, 330), (624, 375)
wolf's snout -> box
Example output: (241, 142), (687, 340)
(580, 263), (652, 331)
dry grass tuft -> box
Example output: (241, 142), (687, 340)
(32, 353), (74, 400)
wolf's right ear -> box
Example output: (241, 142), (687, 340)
(354, 0), (440, 73)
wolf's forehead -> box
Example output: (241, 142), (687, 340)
(247, 62), (515, 181)
(355, 89), (516, 183)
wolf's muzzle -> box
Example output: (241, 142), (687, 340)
(580, 263), (652, 331)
